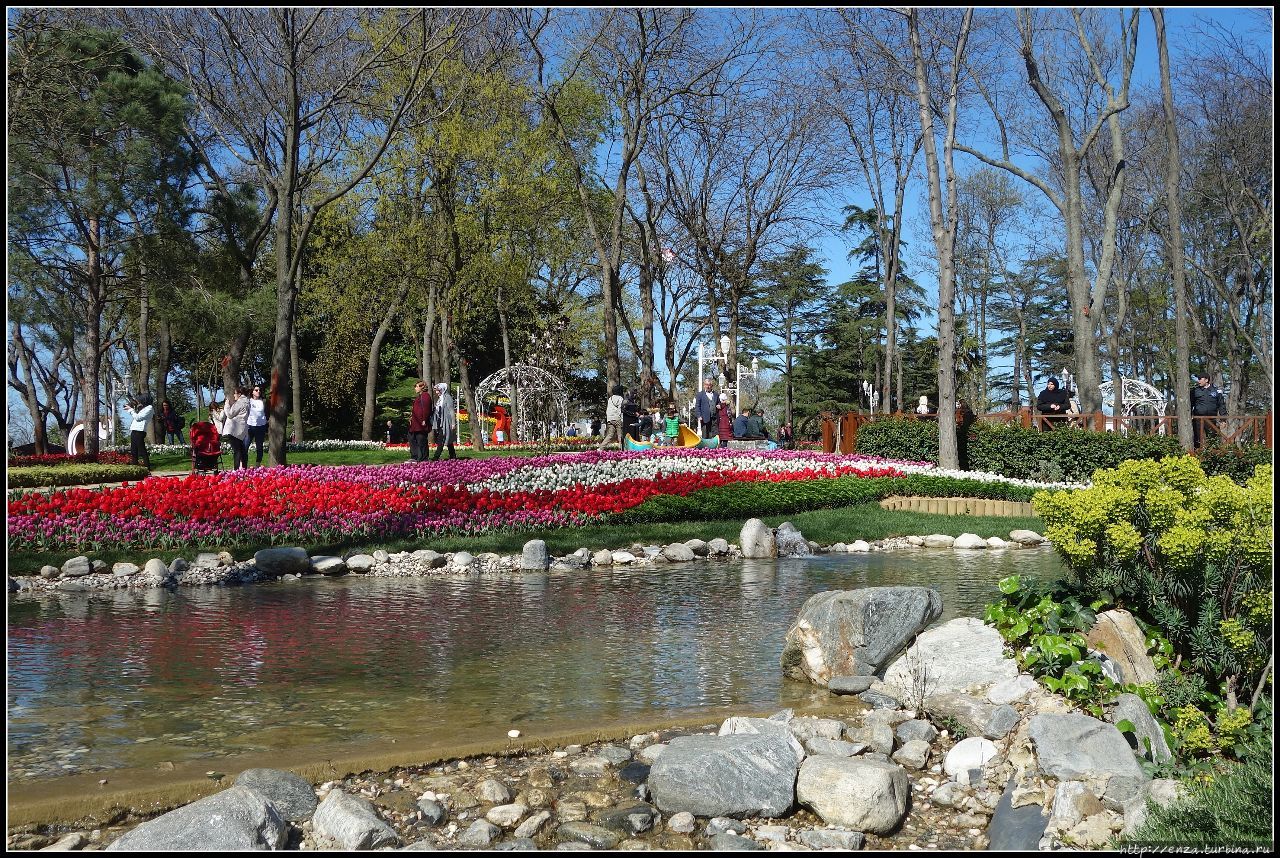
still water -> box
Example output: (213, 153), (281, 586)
(7, 549), (1063, 785)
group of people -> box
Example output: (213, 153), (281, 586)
(209, 384), (269, 469)
(407, 380), (459, 461)
(693, 379), (794, 448)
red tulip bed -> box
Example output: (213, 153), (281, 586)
(8, 449), (924, 554)
(8, 452), (133, 467)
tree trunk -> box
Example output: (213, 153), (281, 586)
(139, 272), (154, 443)
(155, 317), (172, 414)
(85, 214), (104, 457)
(362, 281), (410, 440)
(289, 321), (303, 444)
(12, 326), (49, 454)
(455, 337), (483, 452)
(1153, 10), (1193, 450)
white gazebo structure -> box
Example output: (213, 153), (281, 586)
(474, 364), (570, 442)
(1098, 378), (1169, 433)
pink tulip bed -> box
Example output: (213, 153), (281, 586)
(7, 448), (1048, 554)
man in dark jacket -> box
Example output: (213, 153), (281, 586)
(1036, 378), (1071, 430)
(744, 407), (771, 441)
(732, 407), (751, 440)
(408, 380), (433, 462)
(1191, 373), (1225, 448)
(694, 379), (718, 438)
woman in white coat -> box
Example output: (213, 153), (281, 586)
(217, 385), (251, 469)
(431, 383), (457, 460)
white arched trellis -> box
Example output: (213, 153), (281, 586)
(474, 364), (570, 443)
(1098, 378), (1169, 416)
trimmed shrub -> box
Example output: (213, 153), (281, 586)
(612, 474), (1039, 525)
(855, 418), (939, 464)
(8, 464), (151, 488)
(1196, 441), (1272, 485)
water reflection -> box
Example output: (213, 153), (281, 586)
(7, 549), (1062, 783)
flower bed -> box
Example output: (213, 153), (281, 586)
(8, 449), (1074, 553)
(8, 452), (133, 467)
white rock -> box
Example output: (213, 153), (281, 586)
(986, 536), (1010, 549)
(987, 675), (1038, 705)
(668, 812), (696, 833)
(451, 551), (475, 568)
(922, 534), (955, 548)
(1009, 529), (1044, 545)
(883, 617), (1019, 697)
(850, 540), (871, 552)
(906, 535), (925, 546)
(611, 551), (637, 565)
(943, 737), (999, 778)
(952, 533), (988, 550)
(485, 803), (527, 829)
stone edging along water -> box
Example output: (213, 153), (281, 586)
(8, 521), (1052, 595)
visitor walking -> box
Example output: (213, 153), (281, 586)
(694, 378), (718, 438)
(218, 386), (251, 469)
(408, 380), (433, 462)
(431, 383), (457, 460)
(1036, 378), (1071, 430)
(123, 393), (154, 471)
(1191, 372), (1225, 448)
(779, 421), (795, 449)
(159, 399), (185, 445)
(246, 384), (268, 465)
(599, 385), (625, 450)
(716, 394), (734, 448)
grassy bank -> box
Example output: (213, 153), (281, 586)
(7, 504), (1043, 574)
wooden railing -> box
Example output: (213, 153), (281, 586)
(820, 409), (1273, 454)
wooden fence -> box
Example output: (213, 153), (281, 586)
(820, 409), (1273, 455)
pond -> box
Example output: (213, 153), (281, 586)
(7, 548), (1064, 796)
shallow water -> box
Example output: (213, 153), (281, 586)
(7, 549), (1063, 787)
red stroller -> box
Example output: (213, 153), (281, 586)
(190, 421), (223, 474)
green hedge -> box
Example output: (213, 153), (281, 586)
(1195, 442), (1273, 484)
(611, 474), (1038, 525)
(856, 418), (1186, 483)
(8, 464), (152, 488)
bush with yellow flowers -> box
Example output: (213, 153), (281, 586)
(1034, 457), (1272, 745)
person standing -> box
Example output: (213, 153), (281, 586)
(778, 421), (795, 449)
(663, 404), (681, 447)
(408, 380), (433, 462)
(159, 399), (185, 445)
(220, 386), (251, 469)
(598, 385), (625, 451)
(716, 394), (734, 448)
(622, 389), (640, 445)
(431, 382), (457, 460)
(1036, 378), (1071, 430)
(246, 384), (268, 466)
(694, 379), (718, 438)
(1190, 372), (1226, 448)
(123, 393), (154, 470)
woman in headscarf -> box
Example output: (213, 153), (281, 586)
(431, 383), (458, 460)
(716, 393), (734, 448)
(1036, 378), (1071, 430)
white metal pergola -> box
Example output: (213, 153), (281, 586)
(474, 364), (570, 442)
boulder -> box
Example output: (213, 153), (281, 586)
(417, 799), (447, 826)
(311, 789), (401, 850)
(169, 557), (190, 574)
(476, 778), (513, 804)
(717, 717), (806, 758)
(774, 522), (812, 557)
(311, 556), (347, 576)
(988, 777), (1050, 851)
(661, 543), (696, 563)
(1008, 529), (1044, 545)
(346, 554), (377, 574)
(520, 540), (550, 572)
(60, 556), (91, 578)
(89, 559), (107, 575)
(906, 535), (925, 546)
(1049, 781), (1104, 831)
(647, 732), (803, 818)
(780, 587), (943, 686)
(883, 617), (1019, 698)
(921, 534), (955, 549)
(234, 768), (318, 822)
(611, 551), (637, 565)
(892, 740), (931, 770)
(253, 547), (310, 577)
(895, 719), (939, 746)
(786, 716), (845, 743)
(952, 533), (988, 550)
(795, 756), (909, 834)
(373, 550), (390, 563)
(458, 820), (500, 847)
(986, 537), (1010, 549)
(417, 550), (447, 569)
(1110, 694), (1172, 764)
(1027, 714), (1148, 785)
(925, 693), (1020, 740)
(707, 538), (731, 556)
(828, 675), (875, 695)
(142, 558), (169, 579)
(195, 551), (225, 568)
(39, 565), (61, 579)
(514, 810), (552, 839)
(112, 562), (140, 578)
(943, 737), (999, 778)
(739, 519), (777, 559)
(591, 549), (614, 566)
(850, 540), (872, 552)
(987, 675), (1038, 705)
(1086, 610), (1158, 686)
(486, 803), (528, 829)
(451, 551), (475, 568)
(684, 539), (710, 556)
(845, 722), (895, 756)
(104, 786), (287, 851)
(830, 543), (849, 553)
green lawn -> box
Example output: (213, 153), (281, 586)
(7, 504), (1044, 573)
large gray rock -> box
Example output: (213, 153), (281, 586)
(739, 519), (777, 559)
(774, 522), (812, 557)
(234, 768), (318, 822)
(707, 538), (731, 556)
(1086, 610), (1158, 686)
(952, 533), (988, 550)
(310, 556), (347, 576)
(883, 617), (1019, 698)
(786, 716), (845, 743)
(520, 540), (550, 571)
(60, 556), (91, 578)
(795, 756), (909, 834)
(895, 719), (939, 746)
(312, 789), (402, 849)
(112, 562), (140, 578)
(828, 675), (876, 695)
(253, 547), (311, 577)
(661, 543), (696, 563)
(781, 587), (943, 686)
(803, 738), (865, 758)
(988, 777), (1049, 851)
(921, 534), (955, 548)
(1027, 714), (1148, 784)
(1110, 694), (1172, 764)
(1008, 529), (1044, 545)
(142, 558), (169, 579)
(684, 539), (710, 556)
(39, 565), (61, 579)
(647, 732), (803, 818)
(346, 554), (377, 573)
(105, 786), (287, 851)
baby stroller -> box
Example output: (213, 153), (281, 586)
(190, 421), (223, 474)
